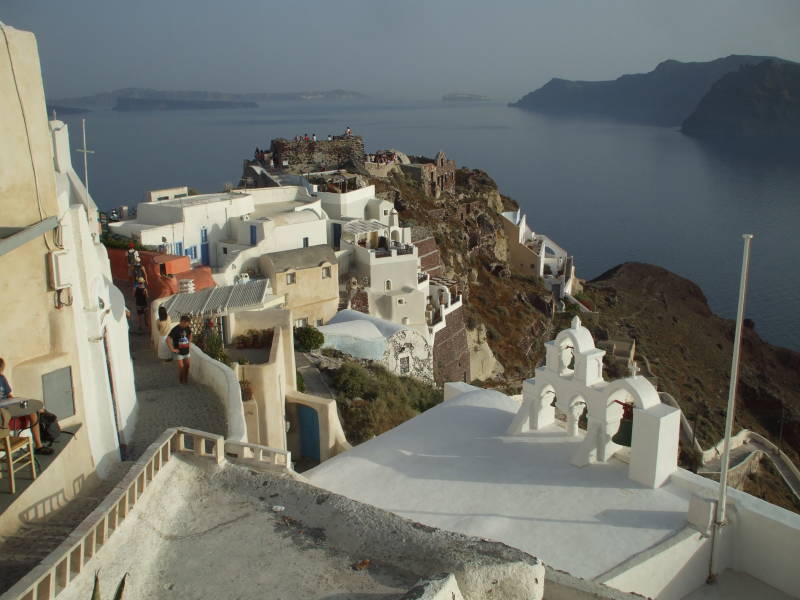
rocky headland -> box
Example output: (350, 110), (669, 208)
(682, 59), (800, 139)
(511, 55), (786, 126)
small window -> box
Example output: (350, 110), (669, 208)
(302, 237), (309, 248)
(383, 209), (389, 216)
(223, 247), (228, 255)
(286, 272), (296, 285)
(397, 298), (405, 305)
(316, 319), (323, 327)
(385, 279), (392, 291)
(295, 317), (308, 328)
(322, 266), (331, 279)
(400, 357), (410, 374)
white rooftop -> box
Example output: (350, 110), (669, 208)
(342, 219), (386, 235)
(326, 309), (406, 338)
(151, 191), (249, 208)
(307, 386), (695, 581)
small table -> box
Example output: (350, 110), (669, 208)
(2, 398), (44, 418)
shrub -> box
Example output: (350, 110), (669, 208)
(196, 327), (230, 366)
(294, 326), (325, 352)
(296, 370), (306, 393)
(331, 361), (443, 444)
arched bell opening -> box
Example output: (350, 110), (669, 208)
(558, 342), (575, 374)
(530, 385), (557, 431)
(566, 398), (586, 437)
(606, 389), (635, 448)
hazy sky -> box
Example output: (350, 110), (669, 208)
(3, 0), (800, 101)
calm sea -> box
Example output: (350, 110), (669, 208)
(60, 101), (800, 351)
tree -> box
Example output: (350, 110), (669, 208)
(294, 326), (324, 352)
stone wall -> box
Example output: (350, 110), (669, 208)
(270, 136), (365, 173)
(433, 305), (470, 384)
(413, 235), (444, 277)
(399, 152), (456, 198)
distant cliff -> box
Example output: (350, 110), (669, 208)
(113, 97), (257, 111)
(682, 60), (800, 138)
(511, 55), (782, 126)
(53, 87), (368, 109)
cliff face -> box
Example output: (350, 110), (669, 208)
(682, 59), (800, 138)
(512, 55), (780, 125)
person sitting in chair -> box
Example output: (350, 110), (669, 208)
(0, 357), (52, 455)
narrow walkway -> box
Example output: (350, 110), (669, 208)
(128, 332), (227, 460)
(295, 352), (335, 399)
(660, 392), (800, 504)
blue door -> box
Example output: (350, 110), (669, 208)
(250, 225), (257, 245)
(332, 223), (341, 249)
(200, 228), (210, 265)
(298, 404), (320, 461)
(175, 241), (183, 256)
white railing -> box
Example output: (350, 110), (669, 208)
(224, 440), (291, 468)
(0, 427), (290, 600)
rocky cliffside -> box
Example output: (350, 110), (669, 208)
(511, 55), (781, 125)
(682, 59), (800, 138)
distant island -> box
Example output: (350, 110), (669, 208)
(442, 92), (490, 102)
(511, 55), (789, 126)
(113, 97), (257, 111)
(51, 87), (368, 110)
(682, 59), (800, 139)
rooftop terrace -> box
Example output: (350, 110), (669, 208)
(308, 388), (693, 581)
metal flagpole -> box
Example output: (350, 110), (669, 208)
(75, 118), (94, 194)
(708, 233), (754, 583)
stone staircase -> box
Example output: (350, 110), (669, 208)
(0, 461), (131, 594)
(0, 332), (229, 594)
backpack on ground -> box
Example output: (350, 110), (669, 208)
(39, 411), (61, 445)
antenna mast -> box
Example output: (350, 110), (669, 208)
(75, 118), (95, 194)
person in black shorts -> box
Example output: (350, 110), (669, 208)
(167, 315), (193, 384)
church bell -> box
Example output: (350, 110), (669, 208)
(611, 400), (634, 447)
(612, 418), (633, 447)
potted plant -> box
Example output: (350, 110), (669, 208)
(239, 379), (253, 401)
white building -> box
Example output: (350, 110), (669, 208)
(335, 219), (432, 335)
(0, 23), (136, 535)
(109, 185), (329, 285)
(109, 190), (254, 266)
(318, 309), (433, 381)
(316, 184), (394, 247)
(501, 209), (577, 297)
(308, 318), (800, 599)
